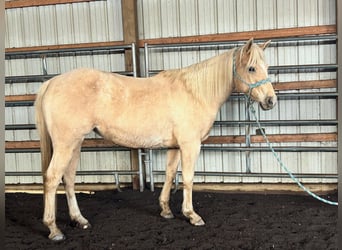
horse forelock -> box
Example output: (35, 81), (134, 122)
(239, 43), (266, 68)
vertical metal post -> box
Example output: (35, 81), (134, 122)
(42, 55), (47, 75)
(336, 0), (342, 229)
(137, 149), (144, 192)
(245, 100), (252, 173)
(144, 43), (150, 77)
(131, 42), (145, 191)
(148, 149), (154, 192)
(131, 42), (137, 77)
(143, 43), (155, 191)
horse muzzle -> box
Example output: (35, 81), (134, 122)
(260, 95), (277, 110)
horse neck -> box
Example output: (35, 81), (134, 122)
(180, 50), (234, 111)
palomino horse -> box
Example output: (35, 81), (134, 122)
(35, 38), (277, 241)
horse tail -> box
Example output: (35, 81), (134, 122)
(35, 80), (52, 176)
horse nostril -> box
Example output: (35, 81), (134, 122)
(266, 97), (274, 106)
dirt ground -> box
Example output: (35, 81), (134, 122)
(5, 188), (337, 250)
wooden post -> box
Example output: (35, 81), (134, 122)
(121, 0), (141, 190)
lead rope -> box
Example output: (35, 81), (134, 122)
(247, 100), (338, 206)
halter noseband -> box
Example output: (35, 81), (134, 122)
(232, 49), (271, 99)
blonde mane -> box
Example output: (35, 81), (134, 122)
(159, 49), (235, 105)
(157, 44), (266, 106)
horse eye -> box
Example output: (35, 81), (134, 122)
(248, 67), (256, 73)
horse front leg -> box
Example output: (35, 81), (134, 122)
(159, 149), (180, 219)
(180, 142), (205, 226)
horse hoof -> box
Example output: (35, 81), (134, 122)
(191, 218), (205, 226)
(71, 221), (92, 230)
(50, 233), (66, 242)
(81, 223), (92, 230)
(160, 211), (174, 219)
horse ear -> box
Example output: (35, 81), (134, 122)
(260, 40), (271, 50)
(244, 38), (254, 53)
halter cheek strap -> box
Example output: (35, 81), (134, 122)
(232, 49), (271, 98)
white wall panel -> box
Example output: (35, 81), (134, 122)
(139, 0), (337, 184)
(39, 5), (58, 45)
(5, 0), (337, 185)
(256, 0), (277, 30)
(5, 0), (127, 185)
(216, 0), (237, 33)
(5, 0), (123, 48)
(179, 0), (198, 36)
(236, 0), (256, 31)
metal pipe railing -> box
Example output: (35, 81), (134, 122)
(5, 44), (134, 59)
(5, 119), (337, 131)
(143, 34), (337, 50)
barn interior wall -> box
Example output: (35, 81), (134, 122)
(5, 0), (338, 185)
(137, 0), (337, 184)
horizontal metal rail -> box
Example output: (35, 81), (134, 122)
(5, 71), (135, 84)
(200, 146), (337, 152)
(213, 119), (337, 127)
(6, 170), (336, 179)
(147, 64), (337, 76)
(5, 170), (139, 176)
(5, 119), (337, 131)
(5, 147), (132, 154)
(5, 91), (337, 107)
(5, 145), (337, 154)
(151, 170), (338, 180)
(144, 34), (337, 49)
(5, 44), (134, 59)
(5, 170), (141, 191)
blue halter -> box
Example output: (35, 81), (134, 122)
(232, 49), (271, 100)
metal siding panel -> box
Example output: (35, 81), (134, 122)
(5, 107), (14, 142)
(162, 49), (181, 70)
(151, 150), (167, 184)
(55, 4), (75, 45)
(236, 0), (256, 31)
(220, 98), (243, 183)
(89, 1), (109, 42)
(140, 0), (161, 39)
(107, 0), (123, 41)
(198, 0), (217, 35)
(298, 0), (318, 26)
(297, 45), (320, 182)
(114, 151), (132, 183)
(72, 3), (91, 44)
(256, 0), (277, 30)
(217, 0), (237, 33)
(160, 0), (180, 37)
(276, 0), (297, 28)
(179, 0), (198, 36)
(22, 7), (41, 46)
(5, 154), (19, 184)
(79, 152), (98, 183)
(318, 0), (336, 25)
(38, 5), (58, 45)
(6, 9), (25, 48)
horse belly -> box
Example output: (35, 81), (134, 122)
(96, 122), (176, 149)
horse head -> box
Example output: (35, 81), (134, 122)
(233, 38), (277, 110)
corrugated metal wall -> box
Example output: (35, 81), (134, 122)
(5, 0), (131, 184)
(5, 0), (337, 185)
(137, 0), (337, 184)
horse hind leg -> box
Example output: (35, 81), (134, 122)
(43, 138), (85, 241)
(159, 149), (180, 219)
(63, 143), (91, 230)
(43, 145), (78, 241)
